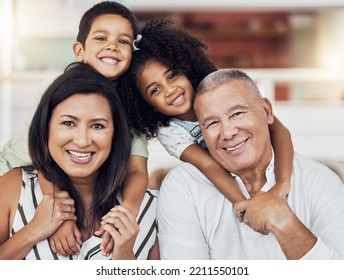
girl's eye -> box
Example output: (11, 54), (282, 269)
(167, 72), (177, 80)
(150, 87), (160, 96)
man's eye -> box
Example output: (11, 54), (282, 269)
(233, 111), (244, 117)
(206, 120), (219, 129)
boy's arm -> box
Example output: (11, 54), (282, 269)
(180, 144), (246, 204)
(0, 132), (31, 176)
(121, 155), (148, 217)
(269, 116), (294, 197)
(0, 75), (56, 176)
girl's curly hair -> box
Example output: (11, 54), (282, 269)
(117, 18), (217, 139)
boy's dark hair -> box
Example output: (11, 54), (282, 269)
(77, 1), (139, 46)
(117, 19), (217, 139)
(28, 61), (131, 234)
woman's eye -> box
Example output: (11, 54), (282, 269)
(62, 121), (74, 127)
(92, 123), (105, 129)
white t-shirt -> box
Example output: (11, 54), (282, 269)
(157, 153), (344, 259)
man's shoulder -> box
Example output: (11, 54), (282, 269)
(294, 153), (343, 184)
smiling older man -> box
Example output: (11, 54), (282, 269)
(156, 68), (344, 260)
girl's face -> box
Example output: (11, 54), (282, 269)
(48, 94), (114, 184)
(137, 60), (197, 121)
(73, 14), (134, 82)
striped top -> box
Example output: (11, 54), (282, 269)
(11, 168), (158, 260)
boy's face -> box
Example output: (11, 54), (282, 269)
(73, 14), (134, 81)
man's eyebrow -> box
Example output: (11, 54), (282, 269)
(201, 104), (249, 126)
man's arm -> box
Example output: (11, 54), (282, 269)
(236, 192), (317, 259)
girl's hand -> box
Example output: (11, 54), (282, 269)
(49, 220), (82, 256)
(100, 205), (139, 260)
(30, 190), (77, 240)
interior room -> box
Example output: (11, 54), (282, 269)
(1, 0), (344, 181)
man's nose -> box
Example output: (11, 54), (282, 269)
(220, 119), (239, 140)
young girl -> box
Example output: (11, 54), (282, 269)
(117, 19), (293, 218)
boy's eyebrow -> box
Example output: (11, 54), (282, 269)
(91, 29), (133, 40)
(144, 68), (172, 94)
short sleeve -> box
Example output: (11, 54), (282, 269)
(130, 132), (148, 158)
(157, 122), (195, 159)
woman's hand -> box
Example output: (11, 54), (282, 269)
(30, 190), (77, 241)
(100, 205), (139, 260)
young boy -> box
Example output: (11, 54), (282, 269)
(0, 1), (153, 258)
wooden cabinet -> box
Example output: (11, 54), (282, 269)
(135, 11), (291, 69)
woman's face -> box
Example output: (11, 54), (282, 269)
(48, 93), (114, 183)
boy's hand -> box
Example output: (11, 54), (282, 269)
(95, 226), (114, 256)
(49, 220), (82, 256)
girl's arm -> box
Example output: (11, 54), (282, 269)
(121, 155), (148, 217)
(269, 116), (294, 198)
(180, 144), (246, 204)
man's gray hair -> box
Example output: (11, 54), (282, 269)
(196, 69), (262, 100)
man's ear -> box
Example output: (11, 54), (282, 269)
(72, 41), (84, 61)
(262, 97), (274, 124)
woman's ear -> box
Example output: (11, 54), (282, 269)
(262, 97), (274, 124)
(72, 41), (85, 61)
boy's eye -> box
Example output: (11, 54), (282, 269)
(95, 36), (106, 41)
(119, 39), (130, 45)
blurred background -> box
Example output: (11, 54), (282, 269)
(1, 0), (344, 179)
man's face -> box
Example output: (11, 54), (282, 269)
(195, 79), (274, 177)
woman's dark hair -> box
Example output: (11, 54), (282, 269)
(117, 19), (217, 139)
(28, 62), (131, 233)
(77, 1), (139, 46)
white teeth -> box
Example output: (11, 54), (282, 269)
(225, 141), (245, 151)
(101, 58), (117, 65)
(68, 151), (92, 160)
(172, 95), (183, 105)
